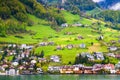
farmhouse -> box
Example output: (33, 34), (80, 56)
(50, 55), (60, 62)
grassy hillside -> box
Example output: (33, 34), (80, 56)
(0, 10), (120, 64)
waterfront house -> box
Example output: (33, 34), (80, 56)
(83, 66), (93, 74)
(48, 66), (60, 73)
(6, 69), (19, 75)
(92, 64), (103, 74)
(60, 66), (74, 74)
(115, 62), (120, 74)
(103, 64), (115, 74)
(37, 68), (43, 74)
(73, 64), (84, 74)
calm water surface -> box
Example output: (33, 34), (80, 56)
(0, 75), (120, 80)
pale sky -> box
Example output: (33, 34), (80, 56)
(92, 0), (104, 3)
(110, 3), (120, 10)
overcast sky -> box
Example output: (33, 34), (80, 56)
(92, 0), (104, 3)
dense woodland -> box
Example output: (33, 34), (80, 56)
(0, 0), (66, 37)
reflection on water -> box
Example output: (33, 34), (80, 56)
(0, 75), (120, 80)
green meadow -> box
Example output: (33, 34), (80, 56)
(0, 11), (119, 64)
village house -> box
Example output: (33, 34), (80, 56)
(56, 45), (62, 50)
(0, 66), (5, 72)
(94, 52), (104, 60)
(6, 69), (19, 75)
(48, 41), (54, 46)
(66, 44), (74, 49)
(108, 46), (118, 51)
(61, 23), (68, 27)
(115, 54), (120, 59)
(83, 66), (93, 74)
(59, 66), (74, 74)
(107, 53), (115, 57)
(115, 62), (120, 74)
(73, 64), (84, 74)
(48, 66), (60, 73)
(92, 64), (104, 74)
(50, 55), (60, 62)
(36, 68), (43, 74)
(103, 64), (115, 74)
(38, 58), (47, 63)
(80, 43), (86, 48)
(21, 44), (33, 50)
(81, 52), (95, 60)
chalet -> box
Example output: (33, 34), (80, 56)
(80, 52), (94, 60)
(21, 44), (33, 50)
(80, 43), (86, 48)
(108, 46), (118, 51)
(86, 54), (95, 61)
(107, 53), (115, 57)
(94, 52), (104, 60)
(50, 55), (60, 62)
(66, 44), (74, 49)
(61, 23), (68, 27)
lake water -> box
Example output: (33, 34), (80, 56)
(0, 74), (120, 80)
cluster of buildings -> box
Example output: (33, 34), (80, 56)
(0, 41), (120, 75)
(48, 63), (120, 74)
